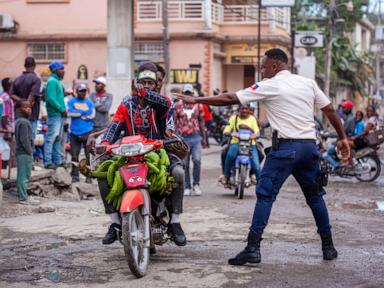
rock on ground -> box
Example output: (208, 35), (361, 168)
(51, 167), (72, 187)
(71, 182), (99, 199)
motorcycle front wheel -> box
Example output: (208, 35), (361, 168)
(236, 165), (246, 199)
(122, 208), (150, 278)
(354, 155), (381, 182)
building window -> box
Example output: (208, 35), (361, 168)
(27, 43), (66, 62)
(135, 42), (164, 55)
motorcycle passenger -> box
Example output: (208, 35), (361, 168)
(220, 105), (260, 185)
(354, 111), (365, 136)
(97, 62), (187, 247)
(348, 106), (379, 150)
(324, 101), (355, 170)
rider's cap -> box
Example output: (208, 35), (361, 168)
(93, 76), (107, 86)
(138, 70), (157, 82)
(341, 100), (354, 109)
(182, 84), (194, 94)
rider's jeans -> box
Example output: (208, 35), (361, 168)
(250, 141), (332, 236)
(224, 143), (261, 179)
(323, 144), (340, 170)
(183, 133), (202, 189)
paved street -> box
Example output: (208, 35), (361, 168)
(1, 145), (384, 287)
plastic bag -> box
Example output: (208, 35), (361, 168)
(0, 137), (10, 161)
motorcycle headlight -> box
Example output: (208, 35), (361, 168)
(112, 143), (142, 156)
(239, 134), (250, 141)
(140, 144), (155, 154)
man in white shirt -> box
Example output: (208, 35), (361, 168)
(174, 49), (350, 265)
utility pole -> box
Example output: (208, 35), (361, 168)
(162, 0), (170, 93)
(107, 0), (134, 113)
(324, 0), (335, 99)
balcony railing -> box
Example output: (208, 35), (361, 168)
(138, 0), (203, 21)
(137, 0), (289, 28)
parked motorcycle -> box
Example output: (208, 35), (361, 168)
(99, 135), (179, 278)
(319, 131), (381, 182)
(207, 113), (228, 145)
(225, 130), (260, 199)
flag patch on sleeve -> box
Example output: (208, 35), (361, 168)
(251, 83), (259, 90)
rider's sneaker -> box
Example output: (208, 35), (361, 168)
(218, 175), (228, 186)
(184, 188), (191, 196)
(168, 223), (187, 246)
(193, 185), (202, 196)
(102, 223), (121, 245)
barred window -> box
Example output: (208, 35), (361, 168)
(135, 43), (164, 55)
(27, 43), (66, 62)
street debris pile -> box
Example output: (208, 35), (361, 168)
(27, 167), (98, 201)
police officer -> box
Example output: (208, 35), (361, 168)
(174, 48), (350, 265)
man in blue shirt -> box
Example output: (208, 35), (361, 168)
(67, 83), (95, 182)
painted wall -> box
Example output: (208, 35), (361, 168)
(0, 40), (107, 88)
(0, 0), (107, 36)
(225, 65), (244, 92)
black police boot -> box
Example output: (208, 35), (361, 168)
(228, 231), (262, 265)
(102, 223), (121, 245)
(321, 233), (338, 260)
(168, 223), (187, 246)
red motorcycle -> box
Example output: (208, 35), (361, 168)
(101, 135), (179, 278)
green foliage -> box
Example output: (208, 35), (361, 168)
(331, 37), (374, 97)
(294, 0), (373, 97)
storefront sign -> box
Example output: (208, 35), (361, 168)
(295, 31), (324, 48)
(224, 43), (288, 65)
(169, 69), (199, 84)
(77, 64), (88, 80)
(261, 0), (295, 7)
(231, 56), (259, 64)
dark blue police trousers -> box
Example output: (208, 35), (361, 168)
(251, 140), (332, 236)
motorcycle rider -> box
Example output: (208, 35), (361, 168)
(95, 62), (187, 247)
(220, 104), (261, 185)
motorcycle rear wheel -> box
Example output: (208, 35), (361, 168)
(122, 208), (150, 278)
(355, 155), (381, 182)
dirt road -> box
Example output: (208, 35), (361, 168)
(1, 148), (383, 287)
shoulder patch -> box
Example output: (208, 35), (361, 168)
(251, 83), (259, 90)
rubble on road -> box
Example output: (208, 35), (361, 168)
(51, 167), (72, 187)
(71, 182), (99, 200)
(35, 205), (56, 213)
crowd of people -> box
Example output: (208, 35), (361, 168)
(0, 57), (114, 204)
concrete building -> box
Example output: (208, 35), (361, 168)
(0, 0), (291, 107)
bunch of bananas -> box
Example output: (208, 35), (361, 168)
(90, 156), (126, 209)
(144, 149), (174, 197)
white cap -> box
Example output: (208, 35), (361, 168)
(182, 84), (194, 94)
(93, 76), (107, 86)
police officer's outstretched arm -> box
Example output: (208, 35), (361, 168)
(321, 104), (351, 161)
(174, 92), (239, 106)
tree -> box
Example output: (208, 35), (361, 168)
(295, 0), (373, 98)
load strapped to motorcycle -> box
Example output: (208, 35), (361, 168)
(364, 126), (384, 147)
(79, 135), (185, 278)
